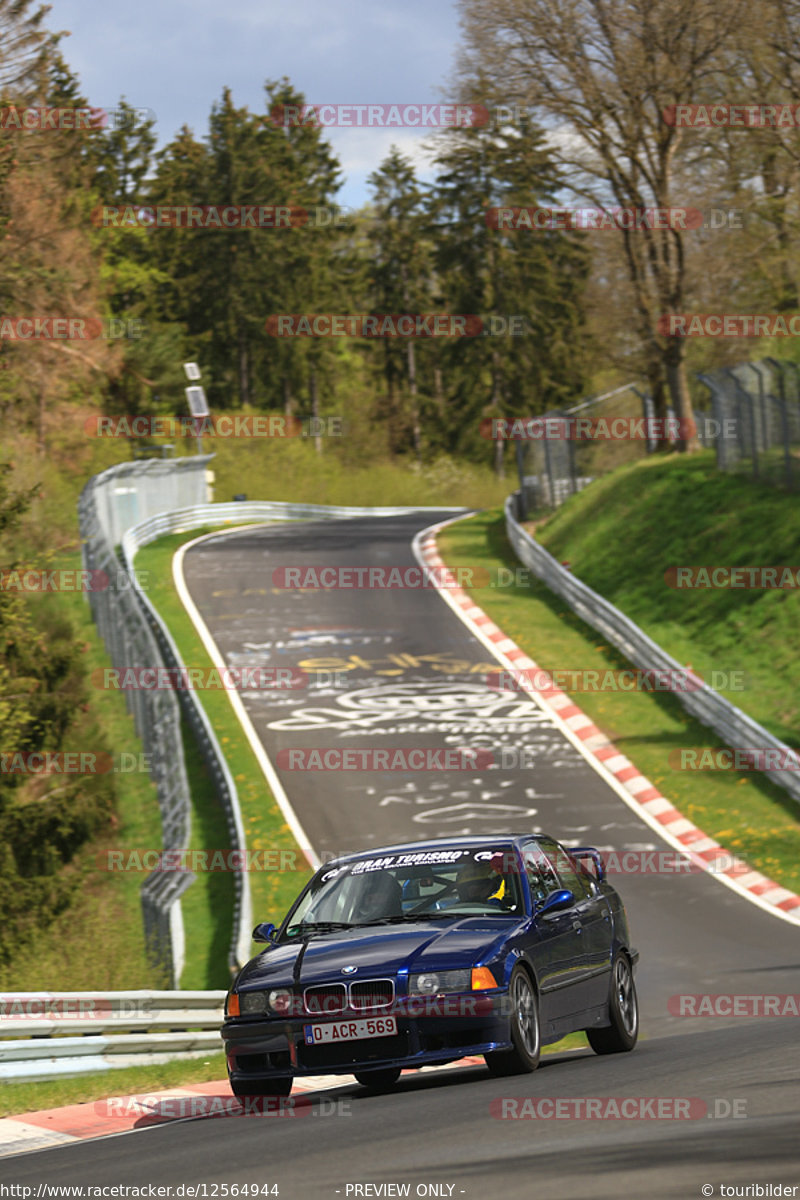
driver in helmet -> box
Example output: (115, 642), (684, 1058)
(455, 860), (506, 907)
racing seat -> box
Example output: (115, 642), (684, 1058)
(355, 872), (404, 920)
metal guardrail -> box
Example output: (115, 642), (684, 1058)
(78, 474), (199, 988)
(123, 499), (469, 537)
(120, 523), (253, 977)
(0, 992), (226, 1081)
(505, 494), (800, 805)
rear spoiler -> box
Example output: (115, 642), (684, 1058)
(568, 846), (606, 883)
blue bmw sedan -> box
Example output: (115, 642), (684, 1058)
(222, 834), (639, 1096)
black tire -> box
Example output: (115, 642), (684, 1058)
(353, 1067), (402, 1090)
(485, 965), (541, 1076)
(587, 953), (638, 1054)
(230, 1076), (293, 1097)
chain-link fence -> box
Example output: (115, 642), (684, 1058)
(697, 359), (800, 490)
(513, 379), (737, 519)
(514, 383), (650, 518)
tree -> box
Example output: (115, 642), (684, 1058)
(456, 0), (751, 450)
(0, 0), (58, 96)
(429, 87), (590, 472)
(367, 148), (433, 460)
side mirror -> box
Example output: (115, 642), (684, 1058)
(253, 922), (277, 943)
(536, 889), (574, 916)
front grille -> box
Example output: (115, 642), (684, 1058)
(350, 979), (394, 1009)
(303, 984), (347, 1015)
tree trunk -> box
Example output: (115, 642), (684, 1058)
(491, 350), (504, 478)
(37, 388), (46, 457)
(384, 345), (397, 456)
(434, 366), (446, 419)
(309, 362), (322, 456)
(238, 335), (249, 408)
(645, 353), (670, 451)
(663, 338), (700, 452)
(407, 340), (422, 464)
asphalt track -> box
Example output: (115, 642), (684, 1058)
(9, 512), (800, 1196)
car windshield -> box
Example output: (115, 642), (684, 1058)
(283, 846), (523, 938)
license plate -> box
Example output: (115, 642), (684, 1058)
(304, 1015), (398, 1045)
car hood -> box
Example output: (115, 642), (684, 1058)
(236, 917), (526, 990)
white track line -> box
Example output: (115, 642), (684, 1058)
(172, 527), (320, 871)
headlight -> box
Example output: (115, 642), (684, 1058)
(267, 988), (294, 1014)
(239, 990), (268, 1015)
(409, 969), (472, 995)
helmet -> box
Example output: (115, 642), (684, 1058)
(456, 860), (502, 904)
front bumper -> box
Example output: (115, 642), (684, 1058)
(222, 994), (511, 1080)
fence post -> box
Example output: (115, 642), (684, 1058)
(515, 440), (527, 519)
(724, 369), (758, 481)
(763, 357), (793, 490)
(697, 373), (726, 470)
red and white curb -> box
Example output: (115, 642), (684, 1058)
(0, 1059), (488, 1159)
(413, 518), (800, 927)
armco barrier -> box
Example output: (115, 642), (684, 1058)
(0, 991), (226, 1081)
(78, 468), (204, 987)
(505, 493), (800, 804)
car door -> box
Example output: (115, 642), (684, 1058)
(540, 837), (613, 1011)
(520, 840), (588, 1025)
